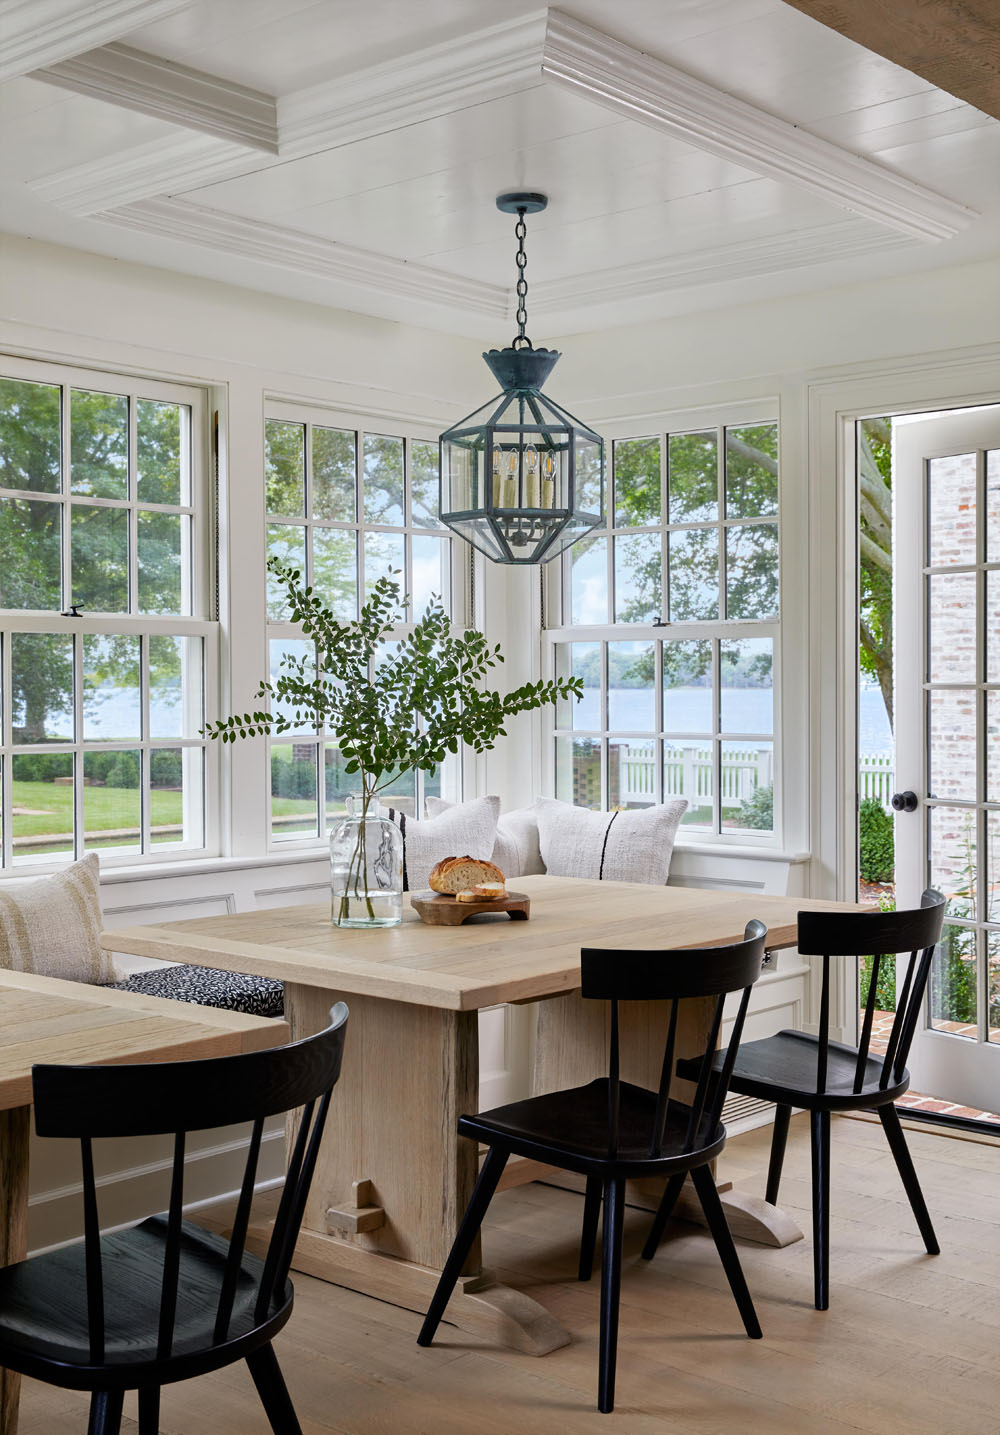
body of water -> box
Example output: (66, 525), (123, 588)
(565, 683), (893, 755)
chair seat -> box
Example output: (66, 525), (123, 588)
(459, 1077), (726, 1177)
(0, 1216), (290, 1388)
(106, 963), (284, 1018)
(722, 1029), (908, 1109)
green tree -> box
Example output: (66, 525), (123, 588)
(1, 378), (187, 743)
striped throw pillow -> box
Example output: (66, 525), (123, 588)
(0, 853), (116, 983)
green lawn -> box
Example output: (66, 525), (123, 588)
(11, 779), (317, 849)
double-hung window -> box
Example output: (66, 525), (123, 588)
(0, 357), (214, 868)
(544, 412), (780, 840)
(263, 400), (461, 842)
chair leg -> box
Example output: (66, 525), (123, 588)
(640, 1172), (686, 1261)
(810, 1109), (831, 1311)
(247, 1342), (303, 1435)
(578, 1175), (602, 1281)
(417, 1145), (510, 1347)
(878, 1103), (940, 1254)
(598, 1177), (626, 1414)
(87, 1391), (124, 1435)
(765, 1104), (792, 1206)
(138, 1386), (161, 1435)
(691, 1165), (762, 1339)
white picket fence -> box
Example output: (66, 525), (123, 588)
(618, 743), (895, 811)
(619, 743), (772, 809)
(859, 752), (894, 810)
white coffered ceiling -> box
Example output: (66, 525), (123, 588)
(2, 0), (998, 338)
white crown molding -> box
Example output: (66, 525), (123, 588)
(277, 9), (549, 156)
(102, 197), (509, 318)
(31, 133), (261, 216)
(36, 43), (279, 152)
(529, 221), (914, 315)
(541, 9), (978, 243)
(0, 0), (192, 82)
(89, 191), (912, 327)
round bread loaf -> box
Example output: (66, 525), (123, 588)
(428, 855), (506, 894)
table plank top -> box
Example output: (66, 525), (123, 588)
(101, 875), (867, 1013)
(0, 968), (290, 1110)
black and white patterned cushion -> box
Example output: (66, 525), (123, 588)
(107, 964), (284, 1018)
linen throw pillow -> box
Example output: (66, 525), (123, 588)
(424, 798), (546, 879)
(534, 797), (687, 885)
(385, 796), (500, 893)
(0, 852), (117, 983)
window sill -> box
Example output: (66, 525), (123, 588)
(672, 841), (810, 864)
(98, 848), (329, 885)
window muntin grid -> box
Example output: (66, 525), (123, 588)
(0, 357), (214, 869)
(563, 423), (779, 627)
(263, 403), (457, 845)
(550, 416), (779, 841)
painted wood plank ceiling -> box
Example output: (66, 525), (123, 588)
(0, 0), (998, 336)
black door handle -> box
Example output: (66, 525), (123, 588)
(891, 791), (918, 812)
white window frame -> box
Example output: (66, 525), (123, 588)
(0, 354), (217, 872)
(541, 401), (782, 848)
(262, 397), (468, 851)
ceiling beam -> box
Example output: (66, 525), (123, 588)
(37, 43), (278, 152)
(0, 0), (192, 83)
(780, 2), (1000, 122)
(542, 9), (977, 242)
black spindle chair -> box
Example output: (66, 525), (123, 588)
(0, 1003), (348, 1435)
(648, 889), (946, 1311)
(418, 923), (767, 1414)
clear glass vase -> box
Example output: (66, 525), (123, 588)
(329, 794), (403, 928)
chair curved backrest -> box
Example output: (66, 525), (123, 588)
(31, 1003), (348, 1366)
(796, 888), (945, 1093)
(580, 922), (766, 1159)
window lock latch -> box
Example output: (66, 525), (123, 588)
(61, 604), (84, 617)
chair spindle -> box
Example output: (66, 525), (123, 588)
(157, 1131), (187, 1360)
(80, 1136), (105, 1366)
(684, 991), (726, 1153)
(214, 1115), (265, 1344)
(855, 953), (881, 1092)
(649, 997), (679, 1158)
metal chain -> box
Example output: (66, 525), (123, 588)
(512, 209), (532, 350)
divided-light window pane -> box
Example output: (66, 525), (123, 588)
(669, 431), (717, 522)
(1, 363), (211, 869)
(265, 419), (305, 517)
(263, 408), (457, 847)
(552, 635), (775, 836)
(70, 389), (128, 499)
(0, 378), (61, 492)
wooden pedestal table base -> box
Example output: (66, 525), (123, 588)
(533, 991), (804, 1250)
(281, 982), (570, 1355)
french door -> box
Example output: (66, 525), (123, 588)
(893, 405), (1000, 1112)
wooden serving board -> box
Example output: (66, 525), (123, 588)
(410, 891), (530, 926)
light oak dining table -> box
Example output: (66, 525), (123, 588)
(102, 874), (865, 1357)
(0, 967), (289, 1435)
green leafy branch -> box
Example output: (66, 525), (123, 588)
(203, 559), (582, 802)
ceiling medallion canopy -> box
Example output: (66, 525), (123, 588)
(438, 192), (605, 565)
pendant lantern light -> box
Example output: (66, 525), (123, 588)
(438, 193), (605, 565)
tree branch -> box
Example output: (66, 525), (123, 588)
(724, 434), (778, 475)
(860, 530), (892, 575)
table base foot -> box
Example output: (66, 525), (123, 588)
(287, 1226), (571, 1356)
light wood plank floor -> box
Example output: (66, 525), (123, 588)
(19, 1114), (1000, 1433)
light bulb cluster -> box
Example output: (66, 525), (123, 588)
(491, 444), (557, 509)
